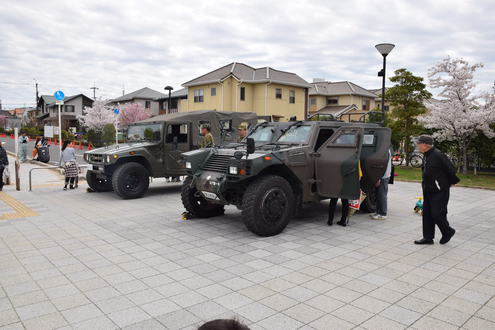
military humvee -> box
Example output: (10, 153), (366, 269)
(181, 120), (391, 236)
(83, 110), (257, 199)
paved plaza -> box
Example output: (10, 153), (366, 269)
(0, 160), (495, 329)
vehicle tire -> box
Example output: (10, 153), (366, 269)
(181, 176), (225, 218)
(86, 170), (113, 192)
(410, 155), (423, 168)
(241, 175), (294, 237)
(112, 162), (149, 199)
(360, 183), (377, 213)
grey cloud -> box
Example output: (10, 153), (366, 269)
(0, 0), (494, 107)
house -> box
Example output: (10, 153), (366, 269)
(181, 62), (311, 121)
(155, 88), (188, 114)
(308, 80), (378, 121)
(368, 88), (392, 112)
(38, 94), (94, 130)
(108, 87), (166, 116)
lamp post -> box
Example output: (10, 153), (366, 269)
(164, 86), (173, 114)
(375, 43), (395, 125)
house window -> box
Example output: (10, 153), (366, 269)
(194, 89), (204, 103)
(384, 105), (390, 111)
(275, 88), (282, 99)
(362, 100), (370, 111)
(240, 87), (245, 101)
(310, 98), (316, 105)
(327, 98), (338, 105)
(145, 101), (151, 109)
(65, 105), (75, 112)
(289, 90), (295, 104)
(211, 88), (216, 96)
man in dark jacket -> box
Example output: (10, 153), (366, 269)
(414, 135), (459, 245)
(0, 142), (9, 191)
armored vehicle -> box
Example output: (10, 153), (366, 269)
(181, 120), (391, 236)
(84, 110), (257, 199)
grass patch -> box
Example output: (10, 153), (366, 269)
(394, 166), (495, 190)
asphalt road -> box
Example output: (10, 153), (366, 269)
(0, 136), (87, 165)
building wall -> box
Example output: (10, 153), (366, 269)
(309, 94), (375, 113)
(184, 79), (307, 120)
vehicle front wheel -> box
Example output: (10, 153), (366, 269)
(86, 170), (113, 192)
(181, 176), (225, 218)
(112, 162), (149, 199)
(241, 175), (294, 237)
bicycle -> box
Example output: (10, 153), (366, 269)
(392, 152), (423, 168)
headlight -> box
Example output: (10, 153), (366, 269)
(106, 155), (111, 163)
(185, 162), (192, 169)
(229, 166), (238, 175)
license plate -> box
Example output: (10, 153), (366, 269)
(90, 165), (99, 171)
(201, 191), (219, 200)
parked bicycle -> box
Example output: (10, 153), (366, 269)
(392, 151), (423, 168)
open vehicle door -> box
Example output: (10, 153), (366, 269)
(315, 126), (364, 200)
(360, 127), (391, 186)
(164, 122), (191, 175)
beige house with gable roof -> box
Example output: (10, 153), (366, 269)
(181, 62), (311, 121)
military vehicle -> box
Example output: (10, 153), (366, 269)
(181, 120), (391, 236)
(83, 110), (257, 199)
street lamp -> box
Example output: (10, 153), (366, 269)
(164, 86), (173, 114)
(375, 43), (395, 124)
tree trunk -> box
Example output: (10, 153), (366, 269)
(462, 143), (468, 175)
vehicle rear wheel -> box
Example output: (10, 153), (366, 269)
(360, 183), (377, 213)
(86, 170), (113, 192)
(112, 162), (149, 199)
(181, 176), (225, 218)
(241, 175), (294, 237)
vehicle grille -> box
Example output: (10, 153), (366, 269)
(201, 154), (231, 172)
(88, 154), (104, 163)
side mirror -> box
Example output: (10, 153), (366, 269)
(246, 138), (255, 155)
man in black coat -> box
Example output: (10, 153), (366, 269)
(414, 135), (459, 245)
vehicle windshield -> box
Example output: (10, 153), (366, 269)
(127, 124), (162, 142)
(247, 125), (274, 143)
(277, 125), (312, 144)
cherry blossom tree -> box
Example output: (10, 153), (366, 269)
(421, 57), (495, 174)
(78, 100), (116, 132)
(118, 103), (152, 129)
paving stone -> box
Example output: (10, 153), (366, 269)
(22, 312), (67, 330)
(380, 305), (422, 326)
(107, 307), (150, 328)
(282, 303), (325, 324)
(257, 313), (304, 330)
(309, 314), (354, 330)
(61, 303), (103, 324)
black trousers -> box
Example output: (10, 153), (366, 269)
(328, 198), (349, 224)
(0, 168), (4, 189)
(423, 190), (453, 239)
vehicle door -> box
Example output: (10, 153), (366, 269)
(360, 127), (391, 186)
(164, 122), (191, 175)
(315, 126), (364, 200)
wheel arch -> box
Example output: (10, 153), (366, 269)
(115, 156), (152, 174)
(257, 164), (302, 196)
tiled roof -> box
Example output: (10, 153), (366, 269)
(155, 88), (188, 100)
(111, 87), (166, 102)
(309, 81), (377, 98)
(182, 62), (310, 88)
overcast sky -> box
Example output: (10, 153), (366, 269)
(0, 0), (494, 108)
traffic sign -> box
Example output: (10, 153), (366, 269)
(114, 108), (120, 114)
(54, 90), (65, 101)
(55, 100), (64, 105)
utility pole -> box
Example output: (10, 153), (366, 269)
(34, 79), (39, 105)
(122, 83), (125, 96)
(90, 82), (99, 100)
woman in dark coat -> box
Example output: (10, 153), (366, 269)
(0, 142), (9, 191)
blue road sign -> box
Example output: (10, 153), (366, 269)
(114, 108), (120, 114)
(54, 91), (65, 100)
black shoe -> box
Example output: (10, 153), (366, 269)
(69, 185), (74, 189)
(414, 238), (434, 245)
(327, 220), (333, 226)
(63, 186), (67, 191)
(336, 220), (347, 227)
(440, 229), (455, 244)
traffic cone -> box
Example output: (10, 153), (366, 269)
(54, 139), (58, 145)
(78, 141), (83, 150)
(49, 138), (52, 145)
(10, 134), (14, 139)
(87, 143), (92, 151)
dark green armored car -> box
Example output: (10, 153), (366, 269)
(84, 110), (257, 199)
(181, 120), (391, 236)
